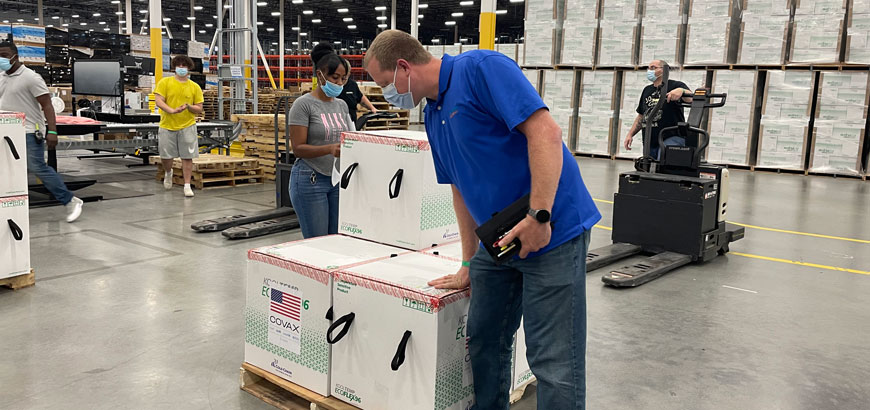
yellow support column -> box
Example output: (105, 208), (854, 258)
(149, 0), (163, 87)
(479, 0), (496, 50)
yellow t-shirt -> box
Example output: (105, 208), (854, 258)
(154, 76), (204, 131)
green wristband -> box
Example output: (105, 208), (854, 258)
(461, 261), (471, 268)
(47, 131), (58, 135)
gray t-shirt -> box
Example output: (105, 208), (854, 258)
(0, 65), (50, 133)
(289, 92), (356, 176)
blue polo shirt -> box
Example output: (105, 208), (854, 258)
(424, 51), (601, 258)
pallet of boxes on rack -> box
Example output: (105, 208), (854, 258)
(0, 112), (34, 290)
(708, 69), (759, 166)
(234, 114), (290, 181)
(789, 0), (849, 65)
(756, 70), (815, 171)
(597, 0), (640, 68)
(497, 42), (520, 63)
(639, 0), (685, 67)
(541, 70), (579, 150)
(357, 84), (410, 130)
(523, 0), (558, 67)
(808, 71), (869, 177)
(684, 0), (740, 66)
(736, 0), (790, 66)
(575, 70), (618, 156)
(559, 0), (600, 68)
(845, 0), (870, 65)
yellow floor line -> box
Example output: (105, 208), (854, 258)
(593, 198), (869, 244)
(729, 252), (870, 276)
(591, 225), (869, 276)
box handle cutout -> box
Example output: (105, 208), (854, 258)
(391, 330), (412, 371)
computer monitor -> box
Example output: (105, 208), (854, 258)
(72, 60), (122, 97)
(122, 55), (156, 76)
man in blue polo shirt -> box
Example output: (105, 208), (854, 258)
(364, 31), (600, 410)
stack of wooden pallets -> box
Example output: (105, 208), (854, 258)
(151, 154), (265, 190)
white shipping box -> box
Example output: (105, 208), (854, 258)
(0, 112), (27, 197)
(684, 18), (732, 65)
(790, 14), (844, 64)
(615, 71), (648, 159)
(338, 130), (459, 251)
(576, 71), (617, 154)
(244, 235), (407, 396)
(597, 22), (638, 66)
(846, 13), (870, 64)
(11, 24), (45, 44)
(708, 70), (757, 166)
(1, 195), (30, 279)
(738, 15), (789, 65)
(542, 70), (578, 147)
(330, 253), (474, 409)
(130, 34), (150, 52)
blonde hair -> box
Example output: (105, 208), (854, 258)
(364, 30), (431, 71)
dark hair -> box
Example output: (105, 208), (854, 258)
(0, 41), (17, 54)
(171, 55), (195, 70)
(311, 42), (349, 76)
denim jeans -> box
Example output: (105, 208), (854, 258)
(288, 159), (338, 238)
(26, 133), (73, 205)
(468, 230), (591, 410)
(651, 136), (687, 160)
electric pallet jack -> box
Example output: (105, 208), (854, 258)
(190, 96), (398, 239)
(587, 65), (745, 287)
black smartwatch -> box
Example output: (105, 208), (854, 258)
(527, 208), (551, 224)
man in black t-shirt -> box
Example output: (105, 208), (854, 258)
(623, 60), (692, 159)
(338, 78), (379, 121)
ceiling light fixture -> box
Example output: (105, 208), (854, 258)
(271, 11), (281, 16)
(343, 17), (353, 22)
(377, 23), (387, 28)
(62, 23), (69, 27)
(356, 40), (363, 44)
(300, 32), (308, 36)
(292, 0), (303, 4)
(509, 0), (524, 2)
(419, 14), (424, 18)
(183, 24), (190, 28)
(445, 21), (456, 26)
(375, 6), (386, 11)
(163, 17), (171, 21)
(376, 16), (386, 21)
(99, 21), (106, 25)
(51, 16), (59, 20)
(451, 12), (463, 17)
(266, 27), (274, 31)
(205, 23), (213, 27)
(139, 10), (148, 14)
(256, 1), (267, 5)
(80, 22), (87, 26)
(199, 29), (206, 33)
(432, 39), (440, 43)
(338, 8), (349, 13)
(187, 16), (196, 20)
(460, 0), (473, 5)
(496, 9), (507, 14)
(256, 21), (264, 25)
(303, 10), (313, 15)
(194, 6), (204, 10)
(93, 13), (101, 17)
(347, 24), (356, 29)
(311, 19), (321, 23)
(72, 14), (80, 18)
(140, 19), (148, 23)
(419, 4), (429, 9)
(111, 0), (120, 3)
(115, 11), (124, 15)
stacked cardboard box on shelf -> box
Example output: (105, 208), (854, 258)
(684, 0), (738, 65)
(560, 0), (600, 67)
(757, 70), (815, 170)
(809, 72), (869, 176)
(576, 70), (618, 155)
(790, 0), (848, 64)
(461, 44), (479, 53)
(523, 0), (558, 66)
(443, 44), (461, 57)
(737, 0), (790, 65)
(426, 45), (445, 60)
(541, 70), (578, 148)
(845, 0), (870, 64)
(497, 43), (519, 62)
(708, 70), (758, 165)
(597, 0), (640, 67)
(639, 0), (685, 66)
(523, 69), (542, 93)
(11, 25), (46, 64)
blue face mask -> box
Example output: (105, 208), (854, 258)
(0, 56), (15, 71)
(175, 67), (189, 77)
(647, 69), (658, 82)
(318, 71), (344, 98)
(383, 65), (416, 110)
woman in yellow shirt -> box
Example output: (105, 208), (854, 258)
(154, 55), (204, 198)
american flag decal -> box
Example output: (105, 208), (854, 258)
(270, 288), (302, 321)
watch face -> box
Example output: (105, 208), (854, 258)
(535, 210), (550, 223)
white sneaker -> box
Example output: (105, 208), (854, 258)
(184, 185), (195, 197)
(66, 197), (84, 223)
(163, 170), (174, 190)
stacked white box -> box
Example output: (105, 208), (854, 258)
(244, 236), (407, 396)
(615, 70), (649, 158)
(560, 0), (600, 66)
(639, 0), (685, 66)
(541, 70), (578, 148)
(329, 252), (474, 410)
(708, 70), (758, 165)
(130, 34), (150, 52)
(443, 44), (461, 56)
(737, 0), (790, 65)
(524, 0), (558, 66)
(17, 46), (45, 64)
(523, 69), (542, 93)
(790, 0), (848, 64)
(846, 0), (870, 64)
(0, 112), (29, 280)
(460, 44), (478, 53)
(11, 24), (45, 44)
(426, 45), (445, 60)
(685, 0), (737, 65)
(497, 43), (519, 62)
(187, 41), (208, 59)
(809, 72), (869, 176)
(757, 70), (814, 170)
(576, 71), (618, 154)
(422, 241), (536, 395)
(598, 0), (640, 66)
(338, 130), (459, 251)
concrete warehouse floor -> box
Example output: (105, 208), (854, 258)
(1, 151), (869, 410)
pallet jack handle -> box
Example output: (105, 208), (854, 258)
(275, 96), (294, 165)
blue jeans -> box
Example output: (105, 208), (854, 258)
(26, 133), (73, 205)
(651, 136), (687, 160)
(468, 230), (591, 410)
(288, 160), (338, 238)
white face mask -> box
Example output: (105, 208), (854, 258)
(382, 65), (417, 110)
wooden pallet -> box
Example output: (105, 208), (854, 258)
(156, 167), (266, 190)
(149, 154), (261, 172)
(0, 270), (35, 290)
(239, 362), (357, 410)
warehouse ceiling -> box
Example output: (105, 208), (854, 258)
(0, 0), (528, 53)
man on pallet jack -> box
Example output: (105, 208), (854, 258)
(623, 60), (693, 159)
